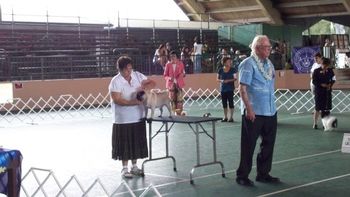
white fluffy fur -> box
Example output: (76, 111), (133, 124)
(321, 115), (337, 131)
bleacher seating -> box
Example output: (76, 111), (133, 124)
(0, 21), (221, 81)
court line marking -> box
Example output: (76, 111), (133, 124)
(257, 173), (350, 197)
(132, 114), (340, 190)
(115, 148), (341, 196)
(144, 172), (187, 181)
(114, 113), (340, 195)
(271, 149), (340, 165)
(179, 113), (314, 131)
(165, 112), (313, 135)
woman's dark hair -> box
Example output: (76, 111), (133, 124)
(222, 56), (232, 65)
(322, 57), (331, 66)
(182, 46), (189, 52)
(314, 52), (322, 58)
(158, 43), (165, 50)
(116, 56), (132, 71)
(169, 50), (178, 58)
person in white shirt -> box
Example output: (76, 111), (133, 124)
(109, 56), (155, 178)
(310, 52), (322, 129)
(193, 36), (203, 73)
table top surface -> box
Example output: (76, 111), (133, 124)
(147, 116), (222, 123)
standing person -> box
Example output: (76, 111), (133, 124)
(233, 50), (246, 71)
(109, 56), (155, 178)
(269, 44), (283, 70)
(310, 52), (323, 129)
(153, 44), (168, 71)
(181, 46), (193, 74)
(166, 42), (172, 60)
(216, 48), (229, 71)
(312, 57), (335, 128)
(164, 51), (186, 116)
(193, 36), (203, 73)
(236, 35), (280, 186)
(233, 50), (241, 69)
(217, 57), (237, 122)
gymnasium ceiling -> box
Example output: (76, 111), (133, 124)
(174, 0), (350, 28)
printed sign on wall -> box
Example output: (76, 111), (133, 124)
(292, 46), (321, 74)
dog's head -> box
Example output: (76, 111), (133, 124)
(321, 111), (331, 118)
(203, 113), (211, 117)
(136, 90), (146, 101)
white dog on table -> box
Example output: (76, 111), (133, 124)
(321, 111), (338, 131)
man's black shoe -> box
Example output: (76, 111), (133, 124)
(256, 174), (280, 183)
(236, 177), (254, 186)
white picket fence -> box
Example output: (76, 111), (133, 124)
(20, 167), (161, 197)
(1, 88), (349, 126)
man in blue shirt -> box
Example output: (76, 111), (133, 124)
(236, 35), (280, 186)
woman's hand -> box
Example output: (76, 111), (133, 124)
(222, 79), (232, 83)
(111, 92), (143, 106)
(130, 98), (143, 105)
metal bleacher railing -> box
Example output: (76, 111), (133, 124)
(1, 88), (349, 127)
(0, 12), (245, 81)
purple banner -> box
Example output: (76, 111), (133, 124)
(292, 46), (321, 73)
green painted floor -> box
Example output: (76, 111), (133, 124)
(2, 108), (350, 196)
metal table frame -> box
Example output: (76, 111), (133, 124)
(141, 116), (225, 184)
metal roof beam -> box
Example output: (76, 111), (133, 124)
(256, 0), (283, 25)
(286, 11), (349, 18)
(277, 0), (342, 8)
(197, 0), (227, 2)
(342, 0), (350, 12)
(208, 5), (261, 14)
(225, 17), (271, 24)
(178, 0), (207, 21)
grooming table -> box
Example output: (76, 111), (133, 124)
(0, 148), (22, 197)
(141, 116), (225, 184)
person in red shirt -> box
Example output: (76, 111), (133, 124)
(164, 51), (186, 115)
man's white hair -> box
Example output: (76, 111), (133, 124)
(250, 35), (269, 54)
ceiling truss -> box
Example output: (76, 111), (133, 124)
(174, 0), (350, 27)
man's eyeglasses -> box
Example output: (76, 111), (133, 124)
(259, 45), (272, 50)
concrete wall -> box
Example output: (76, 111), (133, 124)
(11, 71), (349, 101)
